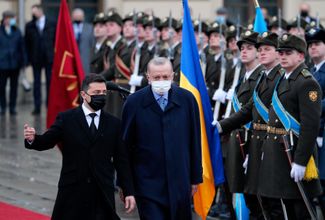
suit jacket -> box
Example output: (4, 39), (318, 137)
(259, 63), (322, 199)
(76, 22), (95, 75)
(122, 85), (202, 220)
(25, 107), (134, 220)
(25, 17), (56, 65)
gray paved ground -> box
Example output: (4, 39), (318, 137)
(0, 90), (205, 219)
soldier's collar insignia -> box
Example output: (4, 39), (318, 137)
(309, 91), (318, 102)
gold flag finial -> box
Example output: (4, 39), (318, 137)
(254, 0), (260, 8)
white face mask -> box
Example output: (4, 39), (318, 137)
(151, 80), (172, 95)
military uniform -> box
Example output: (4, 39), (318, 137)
(90, 13), (109, 74)
(259, 34), (322, 220)
(159, 18), (182, 84)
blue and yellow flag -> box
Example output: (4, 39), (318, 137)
(180, 0), (225, 219)
(253, 0), (267, 34)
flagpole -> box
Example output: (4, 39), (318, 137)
(254, 0), (260, 8)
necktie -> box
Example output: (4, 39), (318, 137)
(89, 113), (97, 136)
(313, 67), (317, 73)
(157, 96), (167, 111)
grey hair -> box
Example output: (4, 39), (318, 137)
(72, 8), (85, 16)
(147, 57), (173, 73)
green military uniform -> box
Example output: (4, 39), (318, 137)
(221, 31), (264, 193)
(159, 18), (182, 85)
(259, 34), (322, 219)
(90, 13), (109, 74)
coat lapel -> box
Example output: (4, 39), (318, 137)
(164, 85), (181, 112)
(142, 86), (164, 115)
(75, 106), (94, 142)
(92, 112), (108, 143)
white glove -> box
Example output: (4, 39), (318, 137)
(226, 89), (234, 100)
(290, 163), (306, 182)
(243, 154), (249, 174)
(128, 74), (143, 86)
(212, 89), (227, 103)
(212, 120), (223, 133)
(317, 137), (323, 148)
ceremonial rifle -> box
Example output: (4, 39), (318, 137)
(213, 23), (226, 120)
(198, 14), (207, 78)
(282, 134), (317, 220)
(130, 10), (141, 94)
(167, 10), (174, 60)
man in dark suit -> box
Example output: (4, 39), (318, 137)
(25, 4), (56, 115)
(24, 74), (136, 220)
(122, 57), (202, 220)
(72, 8), (95, 75)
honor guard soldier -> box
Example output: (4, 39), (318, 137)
(193, 19), (209, 56)
(216, 32), (284, 219)
(206, 21), (233, 113)
(259, 34), (322, 220)
(217, 30), (264, 195)
(268, 16), (288, 35)
(306, 27), (325, 216)
(90, 13), (109, 74)
(287, 16), (308, 37)
(143, 15), (162, 60)
(128, 12), (152, 91)
(160, 17), (182, 84)
(100, 11), (126, 81)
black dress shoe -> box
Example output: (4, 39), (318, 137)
(31, 110), (40, 115)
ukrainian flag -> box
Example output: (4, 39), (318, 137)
(253, 0), (268, 34)
(180, 0), (225, 219)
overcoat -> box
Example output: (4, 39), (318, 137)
(122, 85), (203, 220)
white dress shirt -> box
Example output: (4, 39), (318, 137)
(82, 103), (101, 129)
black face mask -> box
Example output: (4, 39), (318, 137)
(74, 20), (82, 25)
(300, 11), (309, 17)
(87, 94), (106, 111)
(32, 15), (37, 21)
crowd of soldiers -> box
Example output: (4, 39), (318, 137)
(88, 6), (325, 220)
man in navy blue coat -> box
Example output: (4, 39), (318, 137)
(122, 57), (203, 220)
(306, 27), (325, 215)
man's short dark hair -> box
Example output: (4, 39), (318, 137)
(81, 74), (106, 91)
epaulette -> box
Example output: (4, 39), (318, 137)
(279, 68), (285, 76)
(301, 69), (312, 78)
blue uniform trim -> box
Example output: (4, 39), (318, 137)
(272, 76), (300, 136)
(253, 74), (269, 123)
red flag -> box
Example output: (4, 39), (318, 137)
(47, 0), (85, 128)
